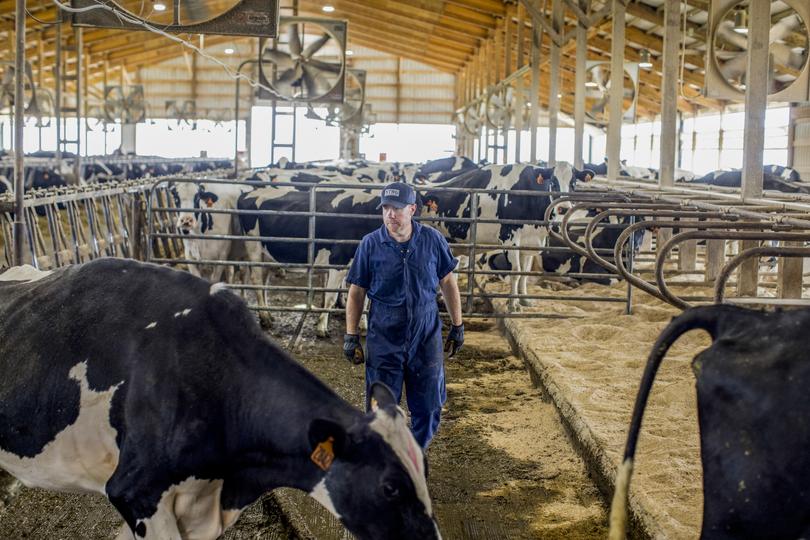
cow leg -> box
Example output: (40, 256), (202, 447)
(507, 249), (521, 312)
(317, 269), (345, 338)
(518, 253), (535, 307)
(114, 526), (135, 540)
(245, 244), (273, 328)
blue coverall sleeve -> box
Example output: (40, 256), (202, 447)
(346, 236), (372, 289)
(435, 233), (458, 280)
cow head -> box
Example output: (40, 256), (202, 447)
(175, 183), (219, 235)
(308, 383), (441, 540)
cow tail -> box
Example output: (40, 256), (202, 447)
(608, 306), (722, 540)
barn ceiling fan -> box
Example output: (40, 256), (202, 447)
(25, 88), (55, 128)
(461, 100), (485, 137)
(165, 100), (197, 130)
(70, 0), (280, 37)
(306, 69), (366, 127)
(705, 0), (809, 101)
(584, 62), (639, 125)
(104, 85), (147, 124)
(0, 61), (35, 113)
(257, 17), (347, 103)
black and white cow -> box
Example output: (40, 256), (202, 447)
(685, 169), (809, 194)
(611, 304), (810, 539)
(237, 180), (384, 337)
(763, 164), (801, 182)
(419, 162), (595, 308)
(173, 181), (272, 328)
(0, 259), (441, 540)
(401, 156), (478, 184)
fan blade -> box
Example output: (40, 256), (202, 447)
(346, 87), (363, 99)
(262, 49), (294, 71)
(302, 33), (331, 59)
(591, 94), (609, 114)
(306, 58), (342, 74)
(716, 20), (748, 50)
(301, 65), (321, 97)
(277, 67), (299, 84)
(288, 24), (302, 57)
(719, 52), (748, 80)
(770, 14), (799, 43)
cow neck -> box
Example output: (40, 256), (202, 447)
(225, 341), (362, 493)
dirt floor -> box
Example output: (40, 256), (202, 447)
(0, 271), (609, 540)
(485, 275), (713, 539)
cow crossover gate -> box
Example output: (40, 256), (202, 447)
(144, 178), (636, 344)
(4, 174), (810, 336)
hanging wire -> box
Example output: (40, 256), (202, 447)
(48, 0), (283, 99)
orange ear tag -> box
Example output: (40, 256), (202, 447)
(536, 175), (545, 185)
(206, 198), (215, 207)
(311, 436), (335, 471)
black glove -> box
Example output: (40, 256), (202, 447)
(343, 334), (365, 365)
(445, 323), (464, 357)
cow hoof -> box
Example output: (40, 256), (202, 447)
(259, 313), (274, 329)
(316, 328), (330, 339)
(519, 298), (534, 307)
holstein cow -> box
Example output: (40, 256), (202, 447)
(173, 181), (272, 328)
(763, 164), (801, 182)
(419, 162), (595, 308)
(0, 259), (441, 540)
(610, 305), (810, 540)
(401, 156), (478, 184)
(237, 180), (387, 337)
(685, 169), (809, 194)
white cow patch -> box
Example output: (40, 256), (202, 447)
(209, 282), (229, 295)
(0, 265), (52, 283)
(0, 361), (121, 494)
(137, 477), (229, 540)
(309, 478), (340, 518)
(369, 410), (432, 517)
(145, 322), (157, 330)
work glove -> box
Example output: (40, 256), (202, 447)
(445, 323), (464, 357)
(343, 333), (365, 365)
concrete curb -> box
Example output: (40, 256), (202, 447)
(270, 488), (351, 540)
(498, 316), (665, 540)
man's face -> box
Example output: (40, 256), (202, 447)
(382, 204), (416, 236)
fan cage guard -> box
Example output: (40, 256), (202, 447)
(256, 16), (347, 104)
(705, 0), (810, 102)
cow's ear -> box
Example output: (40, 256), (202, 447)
(309, 419), (347, 467)
(368, 381), (397, 412)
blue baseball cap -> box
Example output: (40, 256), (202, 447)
(377, 182), (416, 209)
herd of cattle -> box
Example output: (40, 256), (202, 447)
(0, 151), (232, 194)
(174, 155), (806, 335)
(1, 153), (808, 539)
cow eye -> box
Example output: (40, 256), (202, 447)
(382, 482), (400, 500)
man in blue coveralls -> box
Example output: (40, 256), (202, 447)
(343, 181), (464, 449)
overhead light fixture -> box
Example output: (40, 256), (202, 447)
(639, 49), (653, 69)
(322, 5), (335, 12)
(224, 47), (235, 55)
(557, 93), (562, 98)
(346, 49), (354, 56)
(153, 1), (166, 11)
(733, 7), (748, 34)
(585, 81), (598, 88)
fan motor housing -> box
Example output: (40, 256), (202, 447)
(256, 16), (347, 104)
(705, 0), (810, 102)
(70, 0), (280, 37)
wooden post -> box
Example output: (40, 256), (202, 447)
(573, 0), (588, 169)
(658, 0), (680, 188)
(606, 0), (625, 180)
(705, 239), (725, 283)
(777, 242), (803, 299)
(547, 0), (562, 166)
